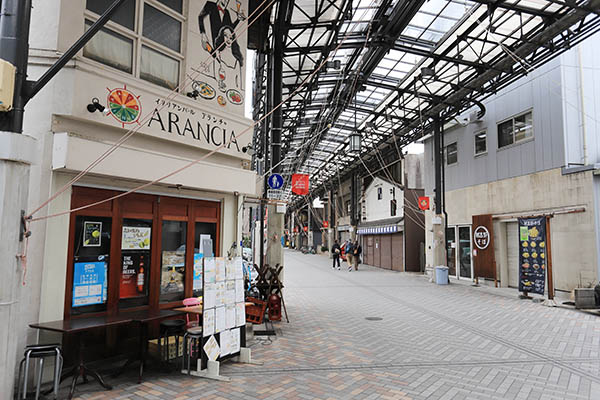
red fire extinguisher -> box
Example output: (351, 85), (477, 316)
(137, 257), (145, 293)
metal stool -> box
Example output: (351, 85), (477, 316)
(16, 344), (63, 400)
(158, 319), (185, 365)
(182, 327), (203, 374)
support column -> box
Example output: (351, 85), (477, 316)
(350, 173), (358, 241)
(431, 116), (447, 277)
(0, 131), (35, 396)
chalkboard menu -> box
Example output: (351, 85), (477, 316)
(518, 217), (547, 295)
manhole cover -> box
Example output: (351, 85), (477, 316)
(365, 317), (383, 321)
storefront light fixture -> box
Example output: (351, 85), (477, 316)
(87, 97), (109, 115)
(242, 145), (255, 155)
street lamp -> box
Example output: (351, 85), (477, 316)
(349, 94), (361, 153)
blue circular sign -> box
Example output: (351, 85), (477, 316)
(268, 174), (284, 189)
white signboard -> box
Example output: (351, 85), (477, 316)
(203, 335), (220, 361)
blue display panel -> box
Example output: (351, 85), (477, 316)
(72, 261), (108, 307)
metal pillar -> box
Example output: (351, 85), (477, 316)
(433, 117), (443, 214)
(0, 0), (32, 133)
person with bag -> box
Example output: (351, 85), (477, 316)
(345, 240), (354, 271)
(352, 240), (362, 271)
(331, 240), (341, 270)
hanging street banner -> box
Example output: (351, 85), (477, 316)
(418, 196), (430, 211)
(292, 174), (309, 195)
(518, 217), (547, 295)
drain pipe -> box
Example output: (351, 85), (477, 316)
(578, 46), (588, 166)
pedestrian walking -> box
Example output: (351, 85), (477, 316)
(331, 240), (341, 270)
(352, 240), (362, 271)
(345, 240), (354, 271)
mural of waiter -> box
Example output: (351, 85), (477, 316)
(198, 0), (245, 91)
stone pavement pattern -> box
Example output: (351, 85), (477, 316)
(62, 250), (600, 399)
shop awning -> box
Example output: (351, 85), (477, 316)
(357, 217), (403, 235)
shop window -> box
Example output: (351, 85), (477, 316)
(119, 218), (152, 309)
(390, 199), (397, 217)
(377, 187), (382, 200)
(85, 0), (135, 30)
(71, 216), (112, 315)
(84, 0), (184, 90)
(474, 131), (487, 155)
(193, 222), (218, 297)
(160, 220), (187, 303)
(498, 111), (533, 148)
(445, 142), (457, 165)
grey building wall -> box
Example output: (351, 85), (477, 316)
(424, 50), (575, 194)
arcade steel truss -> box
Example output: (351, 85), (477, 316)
(251, 0), (600, 211)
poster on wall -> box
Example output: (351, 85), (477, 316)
(518, 217), (547, 295)
(193, 253), (204, 291)
(83, 222), (102, 247)
(188, 0), (248, 114)
(72, 261), (107, 307)
(160, 251), (185, 294)
(122, 226), (151, 250)
(120, 253), (148, 299)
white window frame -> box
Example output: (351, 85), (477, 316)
(497, 110), (534, 149)
(474, 130), (487, 156)
(83, 0), (186, 90)
(445, 142), (458, 165)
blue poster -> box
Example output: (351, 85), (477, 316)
(193, 253), (204, 291)
(72, 261), (107, 307)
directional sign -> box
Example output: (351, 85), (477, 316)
(268, 174), (284, 190)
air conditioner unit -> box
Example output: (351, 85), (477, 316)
(0, 60), (16, 112)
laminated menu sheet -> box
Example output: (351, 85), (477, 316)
(204, 257), (216, 284)
(215, 306), (226, 333)
(203, 308), (215, 337)
(235, 279), (244, 303)
(203, 283), (216, 309)
(226, 304), (236, 329)
(235, 302), (246, 327)
(215, 258), (225, 282)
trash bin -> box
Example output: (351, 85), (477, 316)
(435, 266), (449, 285)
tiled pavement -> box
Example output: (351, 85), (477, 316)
(63, 250), (600, 399)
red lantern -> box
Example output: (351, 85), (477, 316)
(303, 226), (308, 232)
(418, 196), (430, 211)
(291, 174), (309, 195)
(323, 221), (329, 228)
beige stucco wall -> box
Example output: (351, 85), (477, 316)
(425, 167), (597, 291)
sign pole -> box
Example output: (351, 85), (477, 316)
(543, 216), (557, 307)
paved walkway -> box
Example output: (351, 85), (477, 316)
(66, 250), (600, 399)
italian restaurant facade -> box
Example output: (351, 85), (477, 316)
(8, 0), (258, 386)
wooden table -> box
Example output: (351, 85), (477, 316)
(30, 315), (133, 399)
(116, 309), (185, 383)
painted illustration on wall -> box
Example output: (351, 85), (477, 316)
(189, 0), (247, 110)
(107, 85), (142, 128)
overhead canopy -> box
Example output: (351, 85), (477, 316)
(251, 0), (600, 208)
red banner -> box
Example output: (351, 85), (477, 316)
(418, 196), (430, 211)
(292, 174), (310, 195)
(323, 221), (329, 228)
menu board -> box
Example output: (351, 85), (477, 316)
(122, 226), (151, 250)
(72, 261), (107, 307)
(518, 217), (547, 295)
(202, 256), (245, 357)
(83, 221), (102, 247)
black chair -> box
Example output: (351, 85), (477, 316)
(16, 344), (62, 400)
(158, 319), (186, 365)
(182, 326), (203, 375)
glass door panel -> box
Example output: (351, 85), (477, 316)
(160, 220), (187, 303)
(71, 216), (112, 315)
(446, 227), (456, 277)
(119, 218), (152, 308)
(458, 226), (472, 279)
(193, 222), (217, 297)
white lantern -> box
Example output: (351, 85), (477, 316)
(349, 131), (361, 153)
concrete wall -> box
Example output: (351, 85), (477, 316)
(425, 168), (597, 291)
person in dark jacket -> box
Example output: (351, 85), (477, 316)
(352, 240), (362, 271)
(331, 240), (341, 270)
